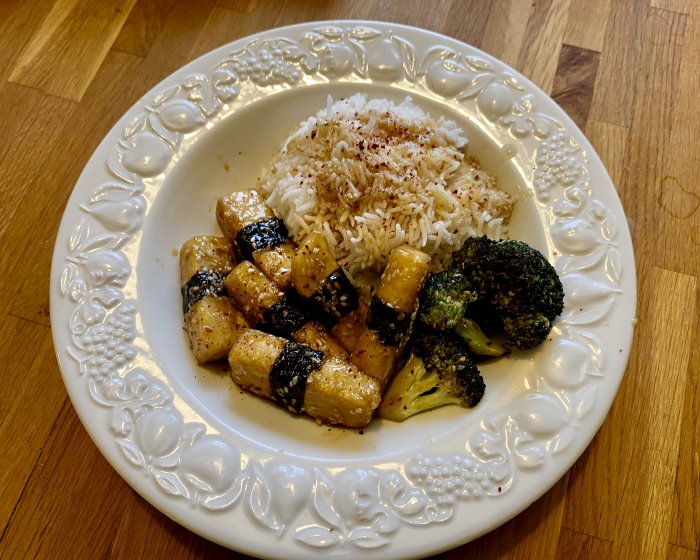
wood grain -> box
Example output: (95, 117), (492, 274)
(552, 44), (600, 130)
(564, 0), (613, 51)
(584, 120), (629, 187)
(1, 1), (699, 559)
(589, 0), (648, 127)
(8, 0), (138, 101)
(516, 0), (571, 93)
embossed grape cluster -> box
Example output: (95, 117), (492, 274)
(76, 309), (136, 379)
(533, 132), (585, 200)
(404, 454), (493, 505)
(228, 47), (303, 86)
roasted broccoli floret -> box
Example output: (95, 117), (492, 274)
(377, 333), (485, 422)
(419, 270), (476, 329)
(418, 270), (507, 357)
(452, 236), (564, 349)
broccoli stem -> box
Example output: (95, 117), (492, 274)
(453, 318), (508, 357)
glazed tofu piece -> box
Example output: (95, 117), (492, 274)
(216, 190), (296, 290)
(225, 261), (347, 356)
(228, 329), (381, 428)
(293, 321), (348, 360)
(179, 236), (245, 363)
(185, 295), (249, 363)
(351, 245), (431, 390)
(374, 245), (432, 313)
(291, 231), (362, 351)
(329, 300), (368, 353)
(224, 260), (287, 327)
(291, 231), (339, 298)
(179, 236), (234, 285)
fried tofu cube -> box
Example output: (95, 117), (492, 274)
(228, 329), (381, 428)
(185, 295), (249, 363)
(179, 236), (235, 285)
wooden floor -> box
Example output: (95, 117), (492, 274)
(1, 1), (698, 559)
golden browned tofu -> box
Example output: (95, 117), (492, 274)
(330, 299), (368, 353)
(351, 244), (431, 389)
(227, 328), (284, 397)
(179, 236), (235, 285)
(254, 243), (296, 290)
(216, 189), (295, 290)
(291, 231), (338, 298)
(291, 231), (363, 350)
(216, 190), (273, 239)
(375, 245), (432, 312)
(349, 329), (400, 391)
(185, 295), (249, 363)
(293, 322), (348, 359)
(304, 356), (381, 429)
(224, 261), (284, 325)
(228, 329), (381, 428)
(226, 261), (347, 355)
(180, 236), (241, 363)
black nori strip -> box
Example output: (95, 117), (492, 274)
(367, 297), (414, 347)
(236, 218), (288, 261)
(181, 271), (225, 314)
(269, 341), (324, 413)
(310, 268), (359, 326)
(262, 293), (308, 337)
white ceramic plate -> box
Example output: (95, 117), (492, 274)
(50, 21), (636, 560)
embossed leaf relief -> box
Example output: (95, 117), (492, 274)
(58, 23), (624, 552)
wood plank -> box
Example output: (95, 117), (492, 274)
(4, 0), (227, 328)
(667, 543), (700, 560)
(551, 44), (600, 130)
(480, 0), (570, 93)
(650, 4), (700, 278)
(112, 0), (176, 58)
(555, 528), (613, 559)
(0, 83), (76, 242)
(0, 324), (67, 532)
(137, 0), (220, 79)
(564, 0), (613, 52)
(0, 400), (250, 559)
(108, 498), (246, 559)
(589, 0), (648, 127)
(216, 0), (258, 12)
(480, 0), (537, 69)
(429, 0), (495, 48)
(0, 317), (49, 424)
(516, 0), (571, 94)
(612, 8), (686, 263)
(192, 0), (492, 63)
(0, 403), (131, 558)
(669, 283), (700, 550)
(565, 265), (696, 557)
(558, 403), (620, 541)
(0, 0), (56, 83)
(584, 120), (629, 189)
(442, 473), (568, 559)
(650, 0), (694, 14)
(0, 52), (143, 328)
(188, 5), (275, 59)
(8, 0), (138, 101)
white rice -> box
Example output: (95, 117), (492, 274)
(259, 94), (514, 290)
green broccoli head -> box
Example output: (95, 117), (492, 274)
(452, 236), (564, 350)
(418, 270), (476, 330)
(487, 239), (564, 322)
(378, 333), (485, 422)
(501, 313), (553, 350)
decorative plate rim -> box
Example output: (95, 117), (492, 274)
(50, 20), (637, 560)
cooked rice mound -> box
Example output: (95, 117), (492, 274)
(260, 94), (514, 287)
